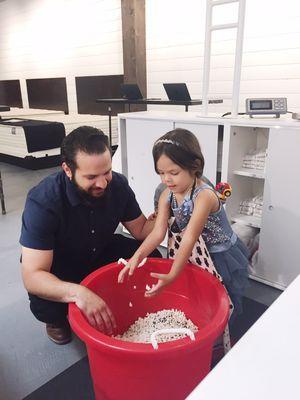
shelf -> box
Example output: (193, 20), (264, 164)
(233, 168), (265, 179)
(231, 214), (261, 228)
(248, 274), (286, 291)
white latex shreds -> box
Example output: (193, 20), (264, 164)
(117, 258), (147, 268)
(114, 309), (198, 344)
(117, 258), (128, 266)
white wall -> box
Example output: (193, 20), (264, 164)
(0, 0), (123, 113)
(1, 0), (300, 115)
(146, 0), (300, 114)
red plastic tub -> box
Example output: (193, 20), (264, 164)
(69, 258), (229, 400)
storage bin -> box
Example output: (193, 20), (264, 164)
(69, 258), (229, 400)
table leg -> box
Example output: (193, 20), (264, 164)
(0, 170), (6, 215)
(108, 106), (112, 147)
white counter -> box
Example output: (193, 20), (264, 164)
(119, 110), (300, 130)
(186, 275), (300, 400)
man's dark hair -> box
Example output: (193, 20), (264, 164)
(61, 126), (111, 173)
(152, 128), (205, 178)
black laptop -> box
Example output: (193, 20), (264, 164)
(120, 83), (161, 101)
(163, 83), (200, 101)
(120, 83), (144, 100)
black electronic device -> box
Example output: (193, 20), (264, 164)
(120, 83), (144, 100)
(163, 83), (200, 102)
(245, 97), (287, 118)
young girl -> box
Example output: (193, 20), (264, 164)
(118, 128), (249, 319)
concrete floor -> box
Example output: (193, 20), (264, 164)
(0, 161), (282, 400)
(0, 162), (86, 400)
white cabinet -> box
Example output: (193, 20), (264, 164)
(174, 122), (219, 185)
(258, 128), (300, 288)
(225, 126), (268, 229)
(224, 125), (300, 289)
(123, 118), (173, 217)
(119, 112), (300, 289)
(122, 119), (219, 217)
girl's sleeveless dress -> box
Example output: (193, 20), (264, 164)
(167, 186), (233, 353)
(168, 183), (249, 319)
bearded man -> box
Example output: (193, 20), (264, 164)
(20, 126), (161, 344)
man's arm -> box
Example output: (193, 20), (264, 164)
(122, 213), (156, 241)
(21, 246), (116, 334)
(118, 189), (169, 283)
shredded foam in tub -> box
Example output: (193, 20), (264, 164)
(114, 309), (198, 344)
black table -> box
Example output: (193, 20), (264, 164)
(96, 98), (223, 146)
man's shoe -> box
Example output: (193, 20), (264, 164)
(46, 321), (72, 345)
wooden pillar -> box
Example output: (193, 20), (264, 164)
(121, 0), (146, 111)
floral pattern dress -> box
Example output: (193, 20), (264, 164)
(167, 189), (233, 353)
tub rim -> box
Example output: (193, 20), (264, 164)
(68, 258), (230, 355)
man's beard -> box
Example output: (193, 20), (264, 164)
(71, 176), (110, 206)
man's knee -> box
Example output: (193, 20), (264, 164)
(112, 234), (162, 259)
(100, 234), (163, 265)
(29, 293), (68, 324)
(149, 248), (162, 258)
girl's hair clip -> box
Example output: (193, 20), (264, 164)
(154, 139), (180, 146)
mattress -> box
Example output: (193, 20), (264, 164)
(30, 113), (118, 147)
(0, 113), (118, 159)
(0, 107), (65, 119)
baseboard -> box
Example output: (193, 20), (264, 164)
(1, 147), (117, 170)
(0, 153), (61, 170)
(248, 274), (286, 291)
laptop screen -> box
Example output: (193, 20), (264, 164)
(163, 83), (192, 101)
(120, 84), (143, 100)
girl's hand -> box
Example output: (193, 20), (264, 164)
(145, 272), (175, 297)
(118, 255), (140, 283)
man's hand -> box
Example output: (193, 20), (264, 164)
(145, 272), (175, 297)
(147, 211), (158, 221)
(75, 286), (117, 335)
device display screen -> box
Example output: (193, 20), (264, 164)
(250, 100), (272, 110)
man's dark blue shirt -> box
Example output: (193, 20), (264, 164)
(20, 170), (141, 281)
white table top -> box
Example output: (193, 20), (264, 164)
(118, 110), (300, 130)
(186, 275), (300, 400)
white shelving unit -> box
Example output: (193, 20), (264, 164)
(233, 168), (265, 179)
(231, 214), (261, 229)
(225, 126), (266, 223)
(117, 111), (300, 290)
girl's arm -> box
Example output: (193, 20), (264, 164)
(146, 188), (218, 296)
(118, 189), (170, 283)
